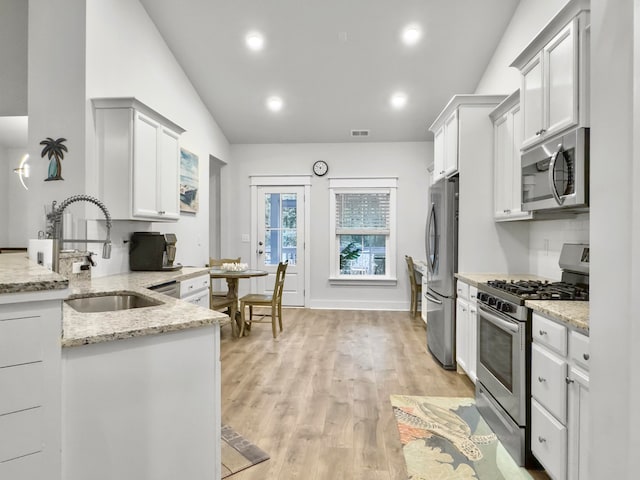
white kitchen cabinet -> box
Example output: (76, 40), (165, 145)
(180, 273), (211, 308)
(567, 331), (590, 480)
(92, 97), (185, 221)
(511, 0), (590, 150)
(62, 324), (221, 480)
(0, 295), (65, 480)
(433, 126), (445, 182)
(490, 91), (532, 221)
(455, 280), (477, 383)
(531, 311), (590, 480)
(429, 97), (504, 182)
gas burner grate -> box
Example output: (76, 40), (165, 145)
(485, 279), (589, 301)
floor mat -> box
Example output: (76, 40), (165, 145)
(221, 424), (270, 478)
(390, 395), (533, 480)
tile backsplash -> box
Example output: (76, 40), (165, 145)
(529, 213), (589, 280)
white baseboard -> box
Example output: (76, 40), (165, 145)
(308, 299), (409, 311)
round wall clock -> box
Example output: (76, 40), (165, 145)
(313, 160), (328, 176)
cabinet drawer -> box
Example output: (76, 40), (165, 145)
(180, 274), (210, 297)
(532, 343), (567, 423)
(469, 286), (478, 302)
(0, 407), (42, 462)
(0, 316), (43, 367)
(570, 330), (590, 371)
(456, 280), (469, 300)
(533, 313), (567, 356)
(0, 451), (43, 479)
(531, 399), (567, 480)
(0, 362), (43, 415)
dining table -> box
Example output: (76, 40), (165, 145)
(209, 268), (268, 337)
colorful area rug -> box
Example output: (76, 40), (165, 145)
(221, 424), (270, 478)
(390, 395), (533, 480)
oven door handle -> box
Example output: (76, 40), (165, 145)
(425, 293), (443, 305)
(478, 305), (519, 333)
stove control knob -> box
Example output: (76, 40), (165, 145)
(501, 303), (513, 314)
(495, 300), (503, 311)
(488, 297), (496, 307)
(477, 293), (487, 303)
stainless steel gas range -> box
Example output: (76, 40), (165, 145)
(474, 244), (589, 467)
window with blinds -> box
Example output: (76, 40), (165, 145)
(335, 192), (390, 235)
(329, 178), (397, 280)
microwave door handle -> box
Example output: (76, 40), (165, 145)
(425, 293), (443, 305)
(479, 305), (519, 333)
(548, 149), (565, 205)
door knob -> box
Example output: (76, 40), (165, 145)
(258, 250), (264, 254)
(258, 241), (264, 246)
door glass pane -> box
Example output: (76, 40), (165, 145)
(264, 193), (297, 266)
(553, 148), (575, 197)
(339, 234), (386, 275)
(479, 318), (513, 392)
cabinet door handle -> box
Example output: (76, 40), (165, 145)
(540, 129), (546, 134)
(583, 353), (590, 361)
(566, 377), (575, 384)
(538, 436), (546, 443)
(538, 376), (546, 383)
(158, 210), (166, 215)
(539, 329), (547, 336)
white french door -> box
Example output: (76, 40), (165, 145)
(252, 182), (307, 306)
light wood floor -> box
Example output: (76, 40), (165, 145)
(220, 308), (549, 479)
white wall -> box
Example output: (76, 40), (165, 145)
(0, 0), (28, 116)
(0, 146), (8, 246)
(474, 0), (590, 279)
(590, 0), (636, 477)
(1, 146), (30, 247)
(80, 0), (231, 274)
(229, 142), (431, 309)
(27, 0), (88, 244)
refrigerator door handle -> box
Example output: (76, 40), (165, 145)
(426, 203), (437, 275)
(425, 293), (443, 305)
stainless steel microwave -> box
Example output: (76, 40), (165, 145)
(521, 127), (589, 212)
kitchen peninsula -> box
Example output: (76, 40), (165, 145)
(0, 253), (227, 480)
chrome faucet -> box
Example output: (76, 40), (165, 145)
(51, 194), (112, 273)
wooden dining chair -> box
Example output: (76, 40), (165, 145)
(405, 255), (422, 316)
(238, 261), (288, 338)
(209, 257), (241, 297)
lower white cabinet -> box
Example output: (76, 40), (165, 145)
(180, 273), (211, 308)
(0, 295), (65, 480)
(455, 280), (477, 383)
(531, 312), (590, 480)
(567, 335), (590, 480)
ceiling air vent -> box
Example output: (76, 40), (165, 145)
(350, 129), (370, 137)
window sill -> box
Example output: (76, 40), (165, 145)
(329, 276), (397, 286)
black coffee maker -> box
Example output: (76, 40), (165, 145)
(129, 232), (182, 271)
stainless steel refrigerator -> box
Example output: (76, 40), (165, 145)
(425, 175), (458, 369)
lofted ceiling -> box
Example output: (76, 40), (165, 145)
(140, 1), (520, 144)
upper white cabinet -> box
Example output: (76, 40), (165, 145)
(429, 95), (505, 182)
(510, 0), (590, 150)
(92, 98), (185, 221)
(490, 91), (532, 221)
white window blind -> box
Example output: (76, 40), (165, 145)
(335, 192), (390, 235)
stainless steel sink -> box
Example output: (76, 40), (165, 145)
(65, 292), (163, 313)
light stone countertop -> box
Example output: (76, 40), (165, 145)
(62, 267), (228, 347)
(455, 271), (589, 333)
(455, 272), (553, 288)
(0, 252), (68, 293)
(525, 300), (589, 333)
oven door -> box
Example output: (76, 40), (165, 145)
(476, 304), (526, 426)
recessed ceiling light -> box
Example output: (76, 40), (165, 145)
(390, 92), (408, 109)
(266, 96), (284, 112)
(245, 31), (265, 51)
(401, 24), (422, 46)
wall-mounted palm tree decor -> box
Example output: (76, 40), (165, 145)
(40, 137), (67, 181)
